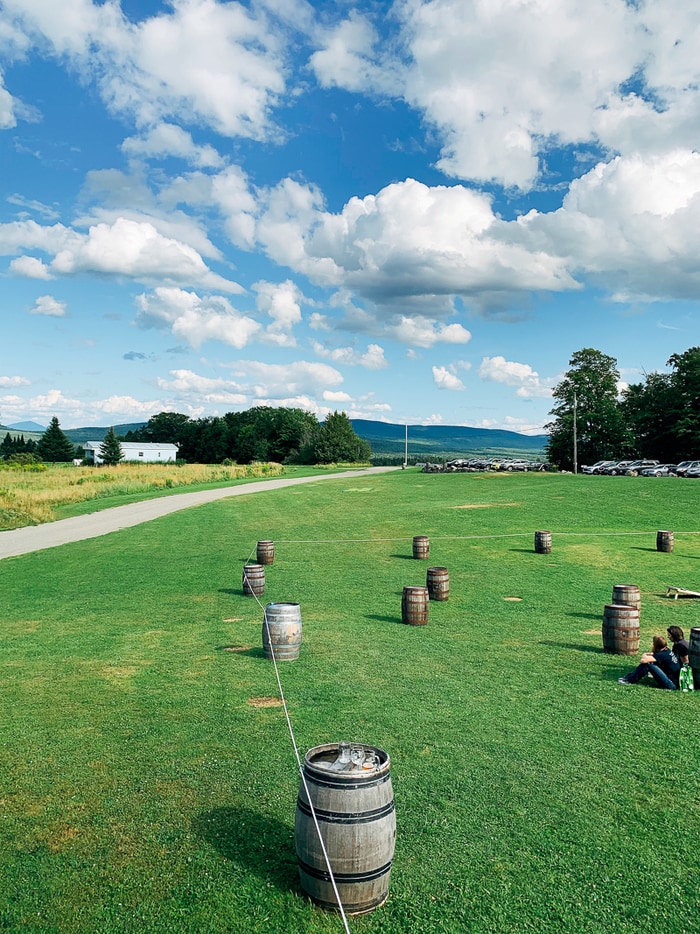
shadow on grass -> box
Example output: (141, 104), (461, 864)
(365, 613), (402, 625)
(216, 645), (266, 658)
(193, 806), (298, 891)
(390, 553), (423, 560)
(630, 546), (659, 553)
(219, 588), (246, 596)
(539, 640), (605, 654)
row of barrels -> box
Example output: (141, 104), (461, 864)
(242, 540), (395, 914)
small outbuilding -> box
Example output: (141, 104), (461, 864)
(83, 441), (178, 465)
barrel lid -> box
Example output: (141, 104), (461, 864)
(303, 742), (390, 780)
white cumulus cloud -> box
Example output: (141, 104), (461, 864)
(478, 356), (554, 398)
(135, 287), (260, 350)
(30, 294), (66, 316)
(432, 365), (466, 391)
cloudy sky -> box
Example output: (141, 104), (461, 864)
(1, 0), (699, 432)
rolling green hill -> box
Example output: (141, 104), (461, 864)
(351, 418), (548, 459)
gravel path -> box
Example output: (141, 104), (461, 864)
(0, 467), (398, 560)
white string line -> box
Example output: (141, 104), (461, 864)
(243, 564), (352, 934)
(271, 530), (700, 543)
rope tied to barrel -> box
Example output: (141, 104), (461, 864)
(242, 561), (353, 934)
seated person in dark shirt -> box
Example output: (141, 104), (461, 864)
(667, 625), (690, 667)
(618, 635), (680, 689)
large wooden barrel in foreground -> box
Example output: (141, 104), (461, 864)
(689, 627), (700, 690)
(295, 742), (396, 915)
(262, 602), (301, 661)
(602, 604), (640, 655)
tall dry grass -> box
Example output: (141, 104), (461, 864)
(0, 461), (284, 529)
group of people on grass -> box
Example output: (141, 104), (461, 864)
(618, 626), (691, 689)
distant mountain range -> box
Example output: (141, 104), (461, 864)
(7, 420), (47, 433)
(1, 417), (548, 458)
(350, 419), (548, 458)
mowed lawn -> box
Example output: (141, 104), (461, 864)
(1, 470), (699, 934)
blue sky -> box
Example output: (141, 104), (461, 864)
(1, 0), (699, 432)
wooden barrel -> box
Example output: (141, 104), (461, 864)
(426, 567), (449, 601)
(611, 584), (641, 614)
(295, 742), (396, 915)
(262, 602), (301, 661)
(689, 627), (700, 690)
(257, 540), (275, 565)
(412, 536), (430, 560)
(602, 604), (640, 655)
(242, 563), (265, 597)
(401, 586), (429, 625)
(656, 530), (674, 553)
(534, 530), (552, 554)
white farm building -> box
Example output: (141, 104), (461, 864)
(83, 441), (178, 465)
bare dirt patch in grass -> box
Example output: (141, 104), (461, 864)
(222, 617), (243, 623)
(220, 645), (253, 652)
(584, 629), (601, 635)
(247, 696), (283, 708)
(504, 596), (522, 601)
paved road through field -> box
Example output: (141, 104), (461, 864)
(0, 466), (399, 560)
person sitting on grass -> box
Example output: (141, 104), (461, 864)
(618, 635), (681, 689)
(667, 625), (690, 667)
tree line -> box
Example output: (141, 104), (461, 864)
(546, 346), (700, 469)
(123, 407), (371, 465)
(1, 408), (372, 466)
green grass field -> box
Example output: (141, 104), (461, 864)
(1, 471), (699, 933)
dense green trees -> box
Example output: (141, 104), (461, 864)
(125, 406), (368, 465)
(621, 347), (700, 462)
(0, 433), (37, 458)
(36, 416), (77, 463)
(309, 411), (372, 464)
(99, 427), (124, 466)
(547, 346), (700, 468)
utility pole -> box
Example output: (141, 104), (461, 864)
(403, 424), (408, 469)
(573, 392), (578, 474)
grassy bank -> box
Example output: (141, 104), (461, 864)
(1, 471), (699, 933)
(0, 462), (322, 530)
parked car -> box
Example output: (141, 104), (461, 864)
(672, 460), (700, 476)
(582, 460), (616, 474)
(685, 464), (700, 478)
(623, 459), (660, 476)
(640, 464), (676, 477)
(602, 460), (635, 475)
(504, 459), (531, 471)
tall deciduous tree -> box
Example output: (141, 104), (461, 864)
(311, 411), (372, 464)
(545, 349), (625, 470)
(36, 416), (77, 463)
(99, 427), (124, 466)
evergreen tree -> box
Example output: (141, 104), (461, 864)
(545, 349), (626, 470)
(311, 411), (372, 464)
(36, 416), (77, 463)
(99, 427), (124, 466)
